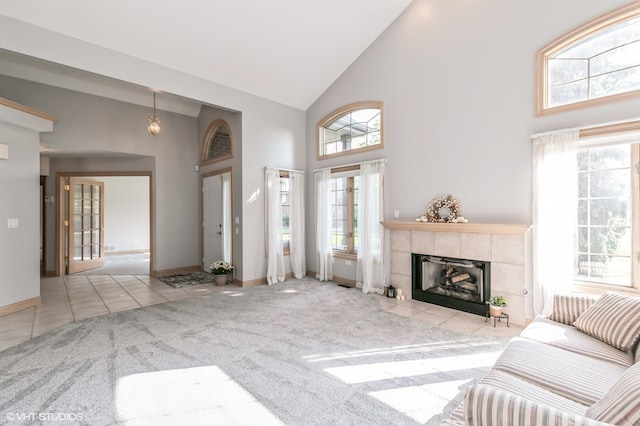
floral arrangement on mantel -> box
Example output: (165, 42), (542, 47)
(210, 260), (234, 275)
(416, 194), (468, 223)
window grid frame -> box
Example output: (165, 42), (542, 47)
(573, 143), (640, 291)
(279, 170), (291, 255)
(328, 166), (360, 259)
(536, 2), (640, 116)
(317, 101), (384, 160)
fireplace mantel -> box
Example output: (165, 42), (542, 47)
(382, 221), (531, 235)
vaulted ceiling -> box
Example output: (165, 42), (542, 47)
(0, 0), (413, 111)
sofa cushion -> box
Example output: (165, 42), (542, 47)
(480, 370), (589, 415)
(573, 292), (640, 352)
(549, 293), (597, 326)
(521, 317), (634, 367)
(464, 384), (609, 426)
(442, 370), (589, 426)
(493, 337), (626, 406)
(586, 362), (640, 425)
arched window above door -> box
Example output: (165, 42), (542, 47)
(201, 119), (233, 165)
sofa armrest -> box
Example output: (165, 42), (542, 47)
(464, 384), (609, 426)
(548, 293), (598, 326)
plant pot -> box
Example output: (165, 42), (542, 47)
(489, 305), (502, 317)
(213, 274), (227, 286)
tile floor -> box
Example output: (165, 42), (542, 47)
(0, 276), (521, 352)
(378, 296), (523, 337)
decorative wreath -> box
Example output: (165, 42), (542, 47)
(426, 194), (461, 223)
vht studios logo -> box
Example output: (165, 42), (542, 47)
(6, 412), (84, 422)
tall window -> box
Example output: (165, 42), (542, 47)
(536, 3), (640, 115)
(317, 101), (383, 159)
(575, 144), (637, 287)
(279, 171), (290, 254)
(330, 174), (359, 255)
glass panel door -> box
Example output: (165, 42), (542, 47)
(68, 178), (105, 273)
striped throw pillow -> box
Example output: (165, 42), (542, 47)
(549, 293), (597, 326)
(573, 292), (640, 352)
(586, 363), (640, 425)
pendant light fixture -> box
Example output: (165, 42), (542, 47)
(147, 92), (161, 136)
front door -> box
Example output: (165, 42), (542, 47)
(203, 174), (223, 271)
(67, 177), (105, 274)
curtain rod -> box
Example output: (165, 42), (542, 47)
(265, 166), (305, 174)
(531, 117), (640, 139)
(313, 158), (387, 173)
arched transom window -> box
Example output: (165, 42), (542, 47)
(536, 3), (640, 115)
(200, 119), (233, 165)
(317, 101), (383, 159)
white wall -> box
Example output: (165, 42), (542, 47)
(0, 109), (52, 309)
(100, 176), (150, 253)
(305, 0), (640, 281)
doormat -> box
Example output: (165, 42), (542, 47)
(156, 271), (215, 288)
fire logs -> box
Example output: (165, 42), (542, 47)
(437, 265), (478, 293)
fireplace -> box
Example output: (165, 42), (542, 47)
(412, 253), (490, 317)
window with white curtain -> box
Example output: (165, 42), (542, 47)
(265, 167), (305, 284)
(533, 124), (640, 315)
(315, 159), (385, 293)
(574, 143), (639, 288)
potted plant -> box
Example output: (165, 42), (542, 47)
(486, 295), (507, 317)
(210, 260), (234, 286)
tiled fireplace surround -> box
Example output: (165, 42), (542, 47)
(383, 221), (533, 326)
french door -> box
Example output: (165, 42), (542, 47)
(67, 177), (105, 274)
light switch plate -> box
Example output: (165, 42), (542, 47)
(7, 218), (18, 228)
(0, 144), (8, 160)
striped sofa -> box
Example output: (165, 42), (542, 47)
(443, 292), (640, 426)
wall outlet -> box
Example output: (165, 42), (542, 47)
(7, 218), (18, 228)
(393, 210), (400, 219)
(345, 260), (352, 266)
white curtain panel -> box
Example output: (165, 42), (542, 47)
(532, 130), (579, 316)
(315, 169), (333, 281)
(265, 168), (285, 285)
(289, 171), (306, 279)
(221, 171), (232, 264)
(356, 160), (385, 294)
